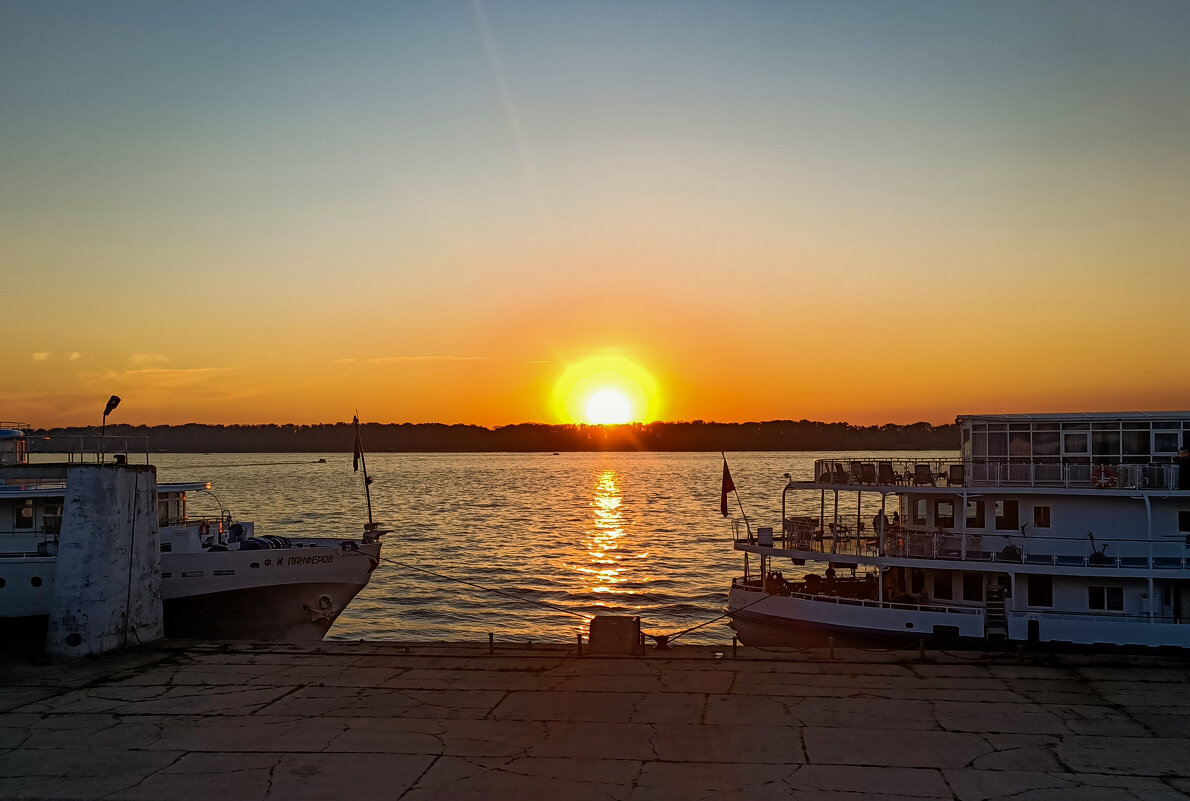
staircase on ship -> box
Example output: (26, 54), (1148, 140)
(984, 583), (1008, 640)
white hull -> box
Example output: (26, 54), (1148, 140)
(1, 541), (380, 642)
(728, 584), (1190, 649)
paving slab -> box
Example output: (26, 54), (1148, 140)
(1, 642), (1189, 799)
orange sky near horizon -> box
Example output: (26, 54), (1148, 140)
(3, 3), (1189, 428)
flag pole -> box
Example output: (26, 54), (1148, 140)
(353, 414), (374, 527)
(722, 452), (752, 537)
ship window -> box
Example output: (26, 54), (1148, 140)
(1088, 586), (1123, 611)
(994, 500), (1019, 530)
(1122, 430), (1150, 456)
(14, 500), (33, 529)
(1033, 431), (1060, 457)
(912, 499), (927, 526)
(1179, 511), (1190, 532)
(1009, 432), (1031, 457)
(1063, 433), (1089, 455)
(966, 500), (985, 528)
(988, 433), (1008, 457)
(1154, 432), (1181, 453)
(934, 572), (953, 600)
(1093, 431), (1121, 459)
(911, 570), (926, 593)
(1122, 421), (1149, 429)
(973, 432), (988, 457)
(963, 573), (983, 602)
(1027, 575), (1053, 607)
(1033, 506), (1051, 528)
(935, 500), (955, 528)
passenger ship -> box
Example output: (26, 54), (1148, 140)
(1, 424), (382, 641)
(728, 412), (1190, 649)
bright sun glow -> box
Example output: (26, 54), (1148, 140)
(585, 389), (632, 424)
(552, 354), (660, 425)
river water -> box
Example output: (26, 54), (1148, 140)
(152, 450), (953, 645)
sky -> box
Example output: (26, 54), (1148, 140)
(3, 1), (1189, 427)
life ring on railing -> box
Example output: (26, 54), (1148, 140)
(1092, 465), (1117, 489)
(198, 520), (211, 537)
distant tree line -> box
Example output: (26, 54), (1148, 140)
(28, 420), (957, 453)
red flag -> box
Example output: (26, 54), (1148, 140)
(721, 458), (735, 517)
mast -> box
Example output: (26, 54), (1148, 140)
(353, 415), (373, 527)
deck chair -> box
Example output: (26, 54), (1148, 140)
(913, 464), (934, 486)
(830, 463), (849, 484)
(849, 461), (864, 483)
(946, 464), (965, 486)
(860, 463), (878, 485)
(877, 462), (899, 485)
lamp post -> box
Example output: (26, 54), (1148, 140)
(100, 395), (120, 463)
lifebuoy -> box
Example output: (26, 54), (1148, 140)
(198, 520), (211, 537)
(1092, 465), (1116, 489)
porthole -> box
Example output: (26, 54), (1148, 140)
(0, 578), (6, 588)
(31, 576), (43, 587)
(905, 621), (914, 628)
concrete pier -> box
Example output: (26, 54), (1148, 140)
(2, 642), (1189, 799)
(45, 465), (162, 658)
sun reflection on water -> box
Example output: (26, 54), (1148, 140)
(581, 469), (636, 595)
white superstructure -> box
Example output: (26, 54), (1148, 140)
(728, 412), (1190, 649)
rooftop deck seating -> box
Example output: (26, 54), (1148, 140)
(946, 464), (965, 486)
(877, 462), (901, 485)
(913, 464), (934, 486)
(860, 463), (878, 484)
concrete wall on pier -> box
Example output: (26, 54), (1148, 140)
(46, 464), (163, 657)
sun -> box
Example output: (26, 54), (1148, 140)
(552, 354), (660, 425)
(585, 389), (632, 424)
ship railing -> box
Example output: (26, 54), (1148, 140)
(23, 435), (151, 465)
(811, 458), (1183, 491)
(1005, 609), (1178, 625)
(731, 577), (983, 616)
(740, 523), (1190, 569)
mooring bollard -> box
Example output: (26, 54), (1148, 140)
(732, 636), (738, 658)
(576, 632), (583, 655)
(918, 638), (925, 660)
(488, 632), (494, 655)
(828, 636), (835, 660)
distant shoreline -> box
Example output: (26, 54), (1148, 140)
(29, 420), (957, 454)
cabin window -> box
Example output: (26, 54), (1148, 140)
(1154, 432), (1181, 454)
(1063, 433), (1088, 455)
(987, 432), (1008, 457)
(1009, 432), (1031, 457)
(935, 500), (955, 529)
(912, 499), (927, 526)
(1179, 511), (1190, 532)
(1088, 586), (1124, 611)
(1093, 431), (1121, 460)
(1027, 575), (1053, 607)
(1032, 431), (1060, 457)
(994, 500), (1019, 531)
(963, 573), (984, 602)
(1122, 430), (1150, 457)
(1033, 506), (1051, 528)
(934, 572), (953, 601)
(911, 570), (926, 593)
(966, 500), (985, 528)
(14, 499), (33, 529)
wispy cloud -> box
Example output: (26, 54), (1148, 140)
(131, 353), (171, 365)
(67, 352), (82, 361)
(367, 355), (486, 364)
(333, 358), (356, 364)
(32, 352), (50, 362)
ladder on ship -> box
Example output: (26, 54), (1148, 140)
(985, 584), (1008, 640)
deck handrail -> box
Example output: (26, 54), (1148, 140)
(810, 458), (1183, 491)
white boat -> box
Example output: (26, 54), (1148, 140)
(727, 412), (1190, 649)
(0, 424), (382, 642)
